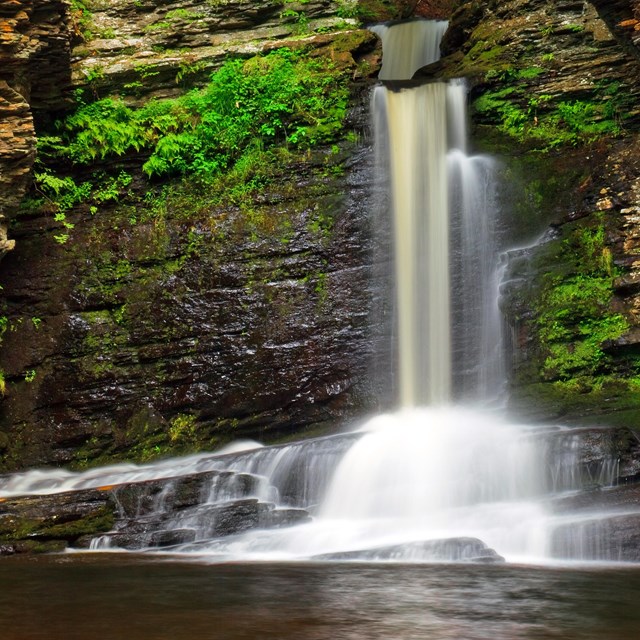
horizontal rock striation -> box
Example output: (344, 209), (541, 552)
(0, 0), (73, 257)
(0, 0), (411, 469)
(72, 0), (351, 102)
(0, 142), (389, 469)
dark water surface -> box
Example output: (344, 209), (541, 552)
(2, 555), (640, 639)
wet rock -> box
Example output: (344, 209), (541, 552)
(109, 470), (259, 518)
(551, 482), (640, 514)
(149, 528), (196, 547)
(313, 537), (505, 563)
(0, 488), (114, 551)
(0, 81), (33, 257)
(204, 499), (273, 537)
(89, 494), (312, 550)
(542, 426), (640, 492)
(0, 137), (386, 469)
(414, 1), (456, 20)
(70, 0), (383, 104)
(0, 0), (73, 254)
(262, 507), (312, 528)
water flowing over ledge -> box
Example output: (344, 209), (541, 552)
(2, 19), (640, 566)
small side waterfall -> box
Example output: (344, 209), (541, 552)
(448, 80), (505, 401)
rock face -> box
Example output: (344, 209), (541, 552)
(72, 0), (363, 104)
(0, 0), (411, 470)
(0, 82), (32, 256)
(0, 0), (73, 257)
(0, 487), (113, 553)
(0, 141), (390, 469)
(2, 0), (640, 471)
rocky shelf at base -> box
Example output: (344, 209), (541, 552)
(312, 538), (506, 563)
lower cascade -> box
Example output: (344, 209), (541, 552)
(2, 407), (638, 563)
(2, 20), (640, 565)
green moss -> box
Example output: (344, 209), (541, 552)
(165, 8), (205, 21)
(531, 221), (628, 382)
(168, 413), (198, 444)
(0, 505), (114, 543)
(467, 42), (507, 66)
(510, 379), (640, 427)
(473, 88), (623, 150)
(342, 0), (396, 22)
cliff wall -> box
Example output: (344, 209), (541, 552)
(2, 0), (640, 470)
(0, 0), (414, 470)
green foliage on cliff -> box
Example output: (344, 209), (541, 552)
(473, 79), (630, 150)
(534, 223), (627, 381)
(44, 48), (349, 181)
(24, 47), (351, 240)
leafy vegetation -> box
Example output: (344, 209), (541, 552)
(29, 48), (350, 232)
(473, 87), (624, 150)
(534, 223), (627, 381)
(53, 48), (348, 177)
(472, 44), (636, 151)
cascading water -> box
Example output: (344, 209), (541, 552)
(370, 19), (448, 81)
(2, 20), (639, 565)
(105, 19), (546, 562)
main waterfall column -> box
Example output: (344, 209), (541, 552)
(383, 84), (450, 406)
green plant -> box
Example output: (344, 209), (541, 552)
(93, 172), (133, 203)
(474, 88), (622, 150)
(52, 49), (349, 180)
(24, 370), (36, 383)
(168, 414), (198, 443)
(25, 48), (351, 246)
(175, 60), (207, 85)
(534, 224), (627, 380)
(279, 8), (310, 34)
(166, 8), (204, 21)
(69, 0), (95, 41)
(144, 21), (171, 32)
(336, 0), (367, 20)
(29, 169), (90, 243)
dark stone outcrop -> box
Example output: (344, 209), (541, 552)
(590, 0), (640, 58)
(0, 487), (113, 553)
(71, 0), (374, 104)
(551, 512), (640, 562)
(313, 537), (506, 562)
(0, 0), (398, 471)
(0, 141), (388, 469)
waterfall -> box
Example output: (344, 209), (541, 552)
(374, 84), (450, 406)
(2, 20), (639, 566)
(370, 20), (449, 81)
(372, 38), (504, 405)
